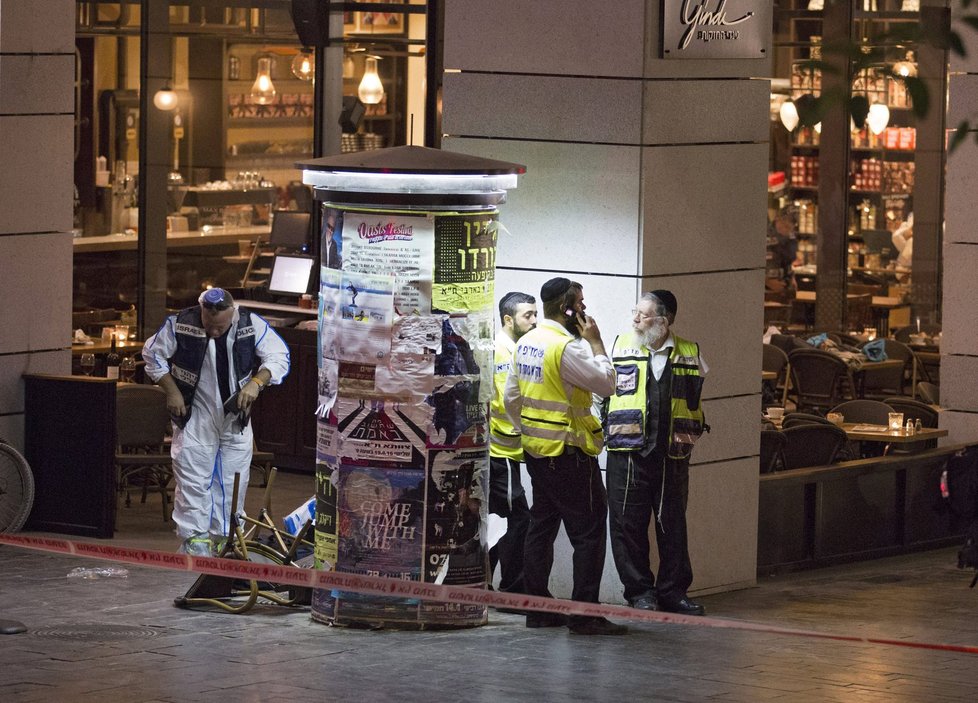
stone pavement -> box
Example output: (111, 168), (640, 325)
(2, 470), (978, 702)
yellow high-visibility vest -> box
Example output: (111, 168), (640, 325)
(489, 334), (523, 460)
(606, 331), (706, 460)
(512, 325), (603, 457)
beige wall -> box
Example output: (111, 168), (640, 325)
(942, 7), (978, 441)
(441, 0), (770, 600)
(0, 0), (75, 451)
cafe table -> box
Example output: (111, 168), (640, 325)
(71, 339), (144, 356)
(841, 422), (947, 449)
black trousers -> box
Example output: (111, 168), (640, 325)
(606, 449), (693, 604)
(488, 456), (530, 593)
(523, 449), (608, 604)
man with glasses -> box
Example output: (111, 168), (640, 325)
(142, 288), (290, 556)
(604, 290), (709, 615)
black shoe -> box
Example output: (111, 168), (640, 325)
(568, 617), (628, 636)
(659, 597), (705, 616)
(526, 612), (568, 628)
(630, 596), (658, 611)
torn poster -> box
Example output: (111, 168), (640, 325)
(337, 270), (394, 362)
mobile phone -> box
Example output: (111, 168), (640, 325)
(565, 309), (581, 335)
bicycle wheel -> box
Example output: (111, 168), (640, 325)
(0, 441), (35, 533)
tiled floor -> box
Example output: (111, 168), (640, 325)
(2, 469), (978, 702)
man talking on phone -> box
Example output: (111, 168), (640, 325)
(504, 278), (626, 635)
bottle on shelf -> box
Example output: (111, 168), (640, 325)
(106, 336), (121, 380)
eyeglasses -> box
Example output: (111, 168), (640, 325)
(631, 308), (658, 321)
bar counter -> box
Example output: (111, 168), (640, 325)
(73, 225), (269, 253)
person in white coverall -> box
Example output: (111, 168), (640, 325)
(142, 288), (290, 556)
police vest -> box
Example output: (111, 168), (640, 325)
(169, 306), (258, 428)
(512, 325), (603, 458)
(489, 337), (523, 460)
(606, 331), (706, 460)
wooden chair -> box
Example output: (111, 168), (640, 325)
(830, 399), (895, 425)
(115, 384), (173, 520)
(760, 430), (786, 474)
(787, 348), (855, 415)
(780, 424), (848, 470)
(782, 412), (834, 429)
(762, 343), (791, 408)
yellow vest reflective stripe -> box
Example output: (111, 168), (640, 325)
(606, 331), (706, 459)
(513, 325), (603, 457)
(489, 337), (523, 460)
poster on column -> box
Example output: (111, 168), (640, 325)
(341, 212), (434, 315)
(314, 462), (338, 570)
(331, 465), (425, 622)
(337, 271), (395, 362)
(319, 267), (342, 363)
(432, 213), (498, 314)
(427, 317), (488, 448)
(422, 448), (488, 623)
(333, 396), (431, 466)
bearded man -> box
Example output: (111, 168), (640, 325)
(604, 290), (709, 615)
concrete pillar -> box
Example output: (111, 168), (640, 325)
(941, 5), (978, 440)
(440, 0), (768, 600)
(0, 0), (75, 451)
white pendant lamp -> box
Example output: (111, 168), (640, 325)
(780, 100), (799, 131)
(250, 56), (277, 105)
(153, 85), (178, 111)
(358, 56), (384, 105)
(291, 49), (314, 81)
(866, 103), (890, 135)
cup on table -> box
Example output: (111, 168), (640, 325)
(767, 407), (785, 421)
(114, 324), (129, 342)
(888, 412), (905, 431)
(826, 412), (844, 426)
(237, 239), (253, 257)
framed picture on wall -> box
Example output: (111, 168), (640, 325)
(356, 0), (404, 34)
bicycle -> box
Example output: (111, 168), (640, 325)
(0, 437), (34, 534)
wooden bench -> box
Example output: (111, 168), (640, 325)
(758, 442), (977, 574)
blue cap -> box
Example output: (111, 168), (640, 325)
(199, 288), (233, 310)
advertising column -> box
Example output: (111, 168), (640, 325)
(300, 147), (523, 628)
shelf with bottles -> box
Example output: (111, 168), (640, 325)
(849, 155), (914, 195)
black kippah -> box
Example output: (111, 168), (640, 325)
(649, 289), (678, 317)
(540, 277), (572, 303)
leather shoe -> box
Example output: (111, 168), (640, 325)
(526, 612), (568, 628)
(659, 597), (705, 616)
(568, 616), (628, 636)
(630, 596), (658, 611)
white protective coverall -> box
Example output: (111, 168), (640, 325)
(142, 307), (290, 540)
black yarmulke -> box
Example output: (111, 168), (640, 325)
(649, 289), (678, 317)
(540, 277), (572, 303)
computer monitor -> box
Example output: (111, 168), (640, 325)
(861, 229), (896, 263)
(267, 253), (316, 298)
(269, 210), (311, 252)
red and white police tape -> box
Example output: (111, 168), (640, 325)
(1, 532), (976, 654)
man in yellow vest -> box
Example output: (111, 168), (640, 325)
(504, 278), (627, 635)
(488, 291), (537, 596)
(605, 290), (708, 615)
